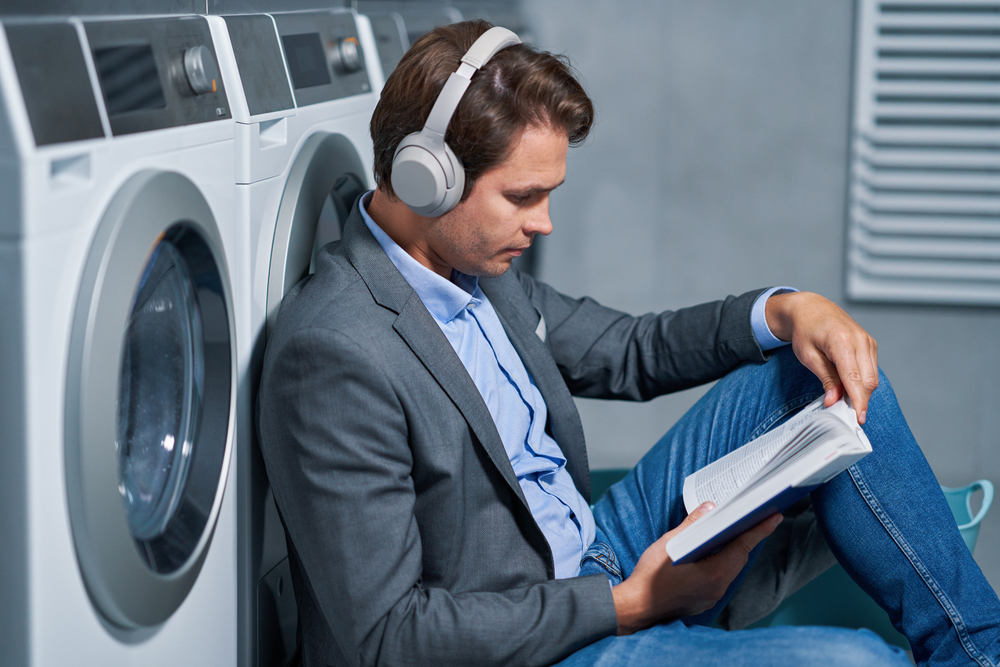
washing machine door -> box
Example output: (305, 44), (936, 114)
(266, 131), (368, 334)
(254, 131), (367, 664)
(65, 170), (236, 630)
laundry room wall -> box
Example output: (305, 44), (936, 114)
(523, 0), (1000, 592)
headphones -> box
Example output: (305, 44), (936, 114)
(390, 27), (521, 217)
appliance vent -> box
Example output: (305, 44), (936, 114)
(847, 0), (1000, 305)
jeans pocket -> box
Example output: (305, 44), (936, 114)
(581, 541), (623, 585)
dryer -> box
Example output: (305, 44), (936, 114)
(0, 15), (241, 666)
(207, 9), (383, 666)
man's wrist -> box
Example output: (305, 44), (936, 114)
(611, 581), (643, 635)
(751, 286), (797, 351)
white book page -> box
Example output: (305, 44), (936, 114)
(683, 396), (826, 512)
(722, 415), (849, 506)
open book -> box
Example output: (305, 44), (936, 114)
(666, 397), (872, 565)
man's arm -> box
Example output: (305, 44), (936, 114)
(510, 272), (770, 400)
(258, 324), (618, 667)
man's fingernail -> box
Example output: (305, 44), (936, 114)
(825, 389), (836, 402)
(772, 515), (783, 527)
(698, 502), (715, 512)
(860, 410), (866, 422)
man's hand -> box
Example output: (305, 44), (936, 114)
(611, 504), (782, 635)
(765, 291), (878, 424)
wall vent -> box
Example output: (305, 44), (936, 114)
(847, 0), (1000, 305)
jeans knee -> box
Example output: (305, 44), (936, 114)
(828, 629), (911, 667)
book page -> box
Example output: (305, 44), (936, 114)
(722, 415), (849, 506)
(683, 396), (825, 512)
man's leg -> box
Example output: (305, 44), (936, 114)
(815, 370), (1000, 666)
(581, 346), (1000, 666)
(555, 620), (909, 666)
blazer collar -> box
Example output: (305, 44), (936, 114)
(342, 203), (412, 315)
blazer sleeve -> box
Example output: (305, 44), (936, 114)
(514, 272), (771, 400)
(257, 324), (618, 667)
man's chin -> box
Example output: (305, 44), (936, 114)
(463, 258), (512, 278)
(481, 260), (513, 278)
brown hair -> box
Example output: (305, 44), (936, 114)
(370, 19), (594, 202)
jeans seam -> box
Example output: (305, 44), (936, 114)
(848, 465), (995, 667)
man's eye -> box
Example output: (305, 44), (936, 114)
(510, 194), (530, 204)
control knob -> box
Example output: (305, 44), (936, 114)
(328, 37), (363, 74)
(183, 45), (220, 95)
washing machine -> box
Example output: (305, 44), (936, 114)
(0, 14), (241, 666)
(207, 9), (382, 666)
(358, 1), (463, 78)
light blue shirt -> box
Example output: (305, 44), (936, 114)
(360, 193), (596, 578)
(359, 192), (790, 578)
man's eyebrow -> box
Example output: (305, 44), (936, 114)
(511, 179), (566, 194)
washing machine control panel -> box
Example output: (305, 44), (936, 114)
(367, 12), (408, 79)
(85, 16), (231, 136)
(2, 20), (106, 147)
(182, 44), (222, 95)
(272, 10), (371, 108)
(222, 14), (295, 117)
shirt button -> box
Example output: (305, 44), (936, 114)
(466, 303), (475, 310)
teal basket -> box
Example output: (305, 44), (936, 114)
(589, 469), (993, 648)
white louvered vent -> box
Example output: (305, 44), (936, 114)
(847, 0), (1000, 305)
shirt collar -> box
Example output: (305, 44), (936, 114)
(359, 191), (480, 324)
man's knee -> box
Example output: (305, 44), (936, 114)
(797, 627), (911, 667)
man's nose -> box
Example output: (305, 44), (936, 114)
(527, 201), (553, 237)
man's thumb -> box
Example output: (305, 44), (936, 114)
(673, 501), (715, 534)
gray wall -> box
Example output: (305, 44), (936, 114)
(523, 0), (1000, 592)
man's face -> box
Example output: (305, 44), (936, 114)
(425, 124), (568, 278)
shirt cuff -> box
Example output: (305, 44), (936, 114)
(751, 287), (798, 352)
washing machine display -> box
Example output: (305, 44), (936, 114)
(86, 18), (230, 135)
(0, 14), (240, 665)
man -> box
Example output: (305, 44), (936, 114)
(257, 20), (1000, 666)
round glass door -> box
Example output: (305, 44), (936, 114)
(66, 171), (235, 629)
(117, 225), (222, 573)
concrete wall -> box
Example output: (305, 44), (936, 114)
(523, 0), (1000, 592)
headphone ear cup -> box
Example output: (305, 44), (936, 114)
(391, 139), (448, 216)
(433, 141), (464, 216)
(390, 132), (465, 217)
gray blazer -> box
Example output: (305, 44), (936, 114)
(257, 204), (768, 667)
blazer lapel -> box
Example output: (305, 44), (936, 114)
(481, 274), (592, 502)
(392, 299), (528, 507)
(341, 209), (530, 508)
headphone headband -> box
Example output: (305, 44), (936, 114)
(423, 27), (520, 138)
(391, 26), (521, 217)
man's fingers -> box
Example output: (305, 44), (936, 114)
(801, 331), (880, 424)
(837, 343), (879, 424)
(798, 346), (842, 406)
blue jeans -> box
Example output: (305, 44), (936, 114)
(560, 347), (1000, 666)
